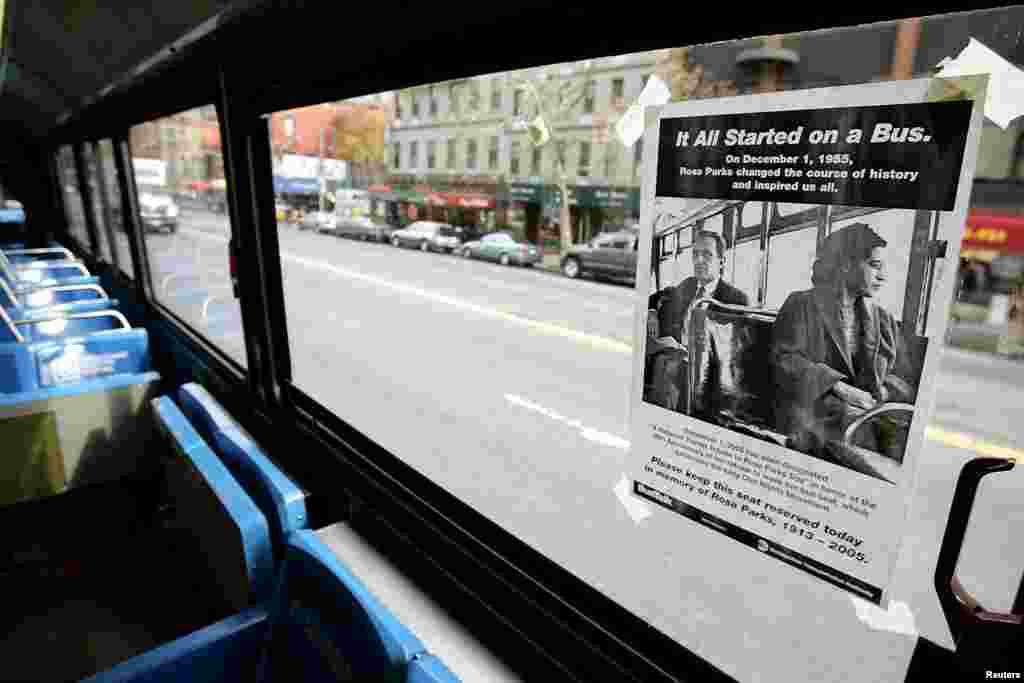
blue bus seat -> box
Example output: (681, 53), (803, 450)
(0, 396), (275, 683)
(153, 396), (275, 609)
(265, 529), (427, 681)
(84, 529), (450, 683)
(176, 382), (307, 551)
(80, 606), (271, 683)
(0, 328), (150, 394)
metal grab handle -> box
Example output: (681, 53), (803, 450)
(0, 302), (25, 342)
(15, 259), (83, 271)
(12, 309), (130, 331)
(842, 402), (916, 445)
(935, 457), (1020, 648)
(5, 248), (75, 260)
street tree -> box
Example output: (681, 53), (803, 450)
(508, 61), (597, 257)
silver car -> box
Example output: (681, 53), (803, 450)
(390, 221), (461, 253)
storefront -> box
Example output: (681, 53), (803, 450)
(274, 175), (322, 212)
(959, 209), (1024, 299)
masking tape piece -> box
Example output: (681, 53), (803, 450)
(935, 37), (1022, 128)
(615, 474), (653, 524)
(851, 596), (918, 637)
(617, 74), (672, 147)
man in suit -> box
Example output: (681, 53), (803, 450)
(644, 230), (749, 412)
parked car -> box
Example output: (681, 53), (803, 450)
(334, 215), (394, 243)
(560, 229), (639, 283)
(138, 190), (180, 234)
(390, 221), (461, 253)
(460, 232), (541, 267)
(299, 210), (336, 233)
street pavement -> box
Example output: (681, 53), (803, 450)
(149, 207), (1024, 681)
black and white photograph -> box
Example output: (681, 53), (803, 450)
(641, 199), (932, 484)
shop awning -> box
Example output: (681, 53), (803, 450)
(273, 175), (321, 195)
(963, 210), (1024, 255)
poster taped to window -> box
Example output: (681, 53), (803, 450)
(630, 77), (984, 604)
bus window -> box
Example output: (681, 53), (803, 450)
(81, 143), (112, 265)
(98, 139), (133, 279)
(57, 146), (90, 252)
(129, 105), (245, 366)
(268, 9), (1024, 683)
(730, 240), (762, 307)
(764, 228), (817, 310)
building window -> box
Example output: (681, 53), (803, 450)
(411, 95), (420, 118)
(583, 80), (595, 114)
(393, 142), (400, 169)
(510, 141), (521, 175)
(579, 141), (591, 176)
(410, 140), (419, 169)
(429, 86), (437, 116)
(467, 139), (477, 170)
(447, 138), (456, 169)
(633, 140), (642, 178)
(491, 78), (502, 111)
(489, 136), (499, 170)
(611, 77), (624, 105)
(531, 147), (542, 175)
(427, 140), (436, 169)
(513, 90), (523, 116)
(450, 84), (460, 117)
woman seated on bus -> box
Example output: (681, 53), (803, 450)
(770, 223), (918, 465)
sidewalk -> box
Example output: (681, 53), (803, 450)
(540, 253), (561, 274)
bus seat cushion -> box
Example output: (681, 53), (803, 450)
(272, 529), (425, 680)
(81, 606), (269, 683)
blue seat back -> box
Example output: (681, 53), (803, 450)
(0, 371), (161, 506)
(0, 329), (150, 394)
(267, 529), (425, 681)
(176, 383), (307, 553)
(153, 397), (274, 608)
(406, 654), (461, 682)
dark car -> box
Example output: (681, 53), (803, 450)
(560, 229), (639, 283)
(460, 232), (541, 266)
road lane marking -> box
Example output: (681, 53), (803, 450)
(505, 394), (630, 450)
(182, 228), (633, 354)
(924, 426), (1023, 461)
(181, 226), (1024, 460)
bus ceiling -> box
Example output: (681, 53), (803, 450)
(0, 2), (1014, 143)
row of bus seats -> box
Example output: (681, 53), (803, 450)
(79, 383), (460, 682)
(0, 238), (458, 680)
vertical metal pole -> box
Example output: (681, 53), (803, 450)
(73, 143), (101, 258)
(91, 141), (120, 274)
(904, 208), (934, 334)
(757, 202), (770, 307)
